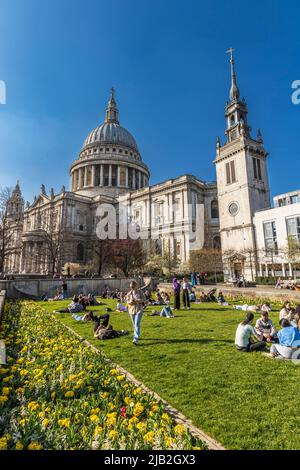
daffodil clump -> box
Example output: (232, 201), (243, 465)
(0, 301), (205, 450)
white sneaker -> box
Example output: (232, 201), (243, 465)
(133, 339), (138, 346)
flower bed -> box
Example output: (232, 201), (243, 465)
(0, 301), (205, 450)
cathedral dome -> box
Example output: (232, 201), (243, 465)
(70, 88), (150, 198)
(83, 122), (138, 153)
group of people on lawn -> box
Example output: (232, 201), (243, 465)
(235, 300), (300, 359)
(52, 278), (300, 358)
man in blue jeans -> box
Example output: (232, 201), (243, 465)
(126, 281), (146, 346)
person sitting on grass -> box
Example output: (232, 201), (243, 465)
(260, 303), (272, 313)
(270, 318), (300, 359)
(255, 311), (277, 343)
(235, 313), (266, 352)
(154, 289), (164, 305)
(93, 314), (129, 340)
(86, 293), (102, 306)
(279, 301), (293, 322)
(217, 291), (228, 306)
(54, 295), (84, 314)
(116, 302), (128, 313)
(161, 291), (171, 304)
(197, 291), (207, 303)
(189, 289), (196, 302)
(149, 306), (175, 318)
(53, 289), (63, 301)
(293, 306), (300, 328)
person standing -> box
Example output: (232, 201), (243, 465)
(126, 281), (146, 346)
(172, 278), (181, 310)
(182, 277), (191, 310)
(61, 278), (68, 300)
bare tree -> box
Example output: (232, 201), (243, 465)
(0, 187), (13, 274)
(189, 247), (222, 282)
(89, 238), (114, 276)
(38, 217), (67, 275)
(286, 235), (300, 279)
(112, 239), (146, 277)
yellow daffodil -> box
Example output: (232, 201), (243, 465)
(28, 441), (43, 450)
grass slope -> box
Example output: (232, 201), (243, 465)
(36, 299), (300, 450)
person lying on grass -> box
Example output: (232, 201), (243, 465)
(71, 311), (97, 321)
(53, 295), (84, 314)
(270, 318), (300, 359)
(93, 314), (129, 340)
(255, 311), (278, 343)
(235, 312), (266, 352)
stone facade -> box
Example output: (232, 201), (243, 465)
(5, 90), (219, 275)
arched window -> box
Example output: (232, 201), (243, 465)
(213, 236), (221, 250)
(77, 243), (84, 262)
(230, 115), (235, 126)
(211, 200), (219, 219)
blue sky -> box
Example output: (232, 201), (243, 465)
(0, 0), (299, 203)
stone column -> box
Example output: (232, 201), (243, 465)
(282, 263), (286, 277)
(125, 167), (129, 187)
(91, 165), (95, 187)
(132, 169), (136, 189)
(79, 168), (83, 188)
(117, 166), (121, 186)
(138, 171), (141, 189)
(289, 263), (293, 276)
(84, 167), (88, 187)
(100, 165), (103, 186)
(109, 165), (112, 186)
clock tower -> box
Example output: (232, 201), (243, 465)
(215, 49), (271, 281)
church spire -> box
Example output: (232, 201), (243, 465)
(226, 47), (240, 102)
(105, 87), (119, 124)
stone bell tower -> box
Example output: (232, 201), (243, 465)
(215, 49), (271, 281)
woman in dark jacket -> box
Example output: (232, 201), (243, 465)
(173, 278), (181, 310)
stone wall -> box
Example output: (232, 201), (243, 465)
(0, 278), (137, 300)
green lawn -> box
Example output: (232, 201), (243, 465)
(36, 298), (300, 450)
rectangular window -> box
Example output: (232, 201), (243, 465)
(128, 168), (133, 188)
(290, 195), (298, 204)
(120, 166), (126, 186)
(253, 158), (262, 180)
(103, 165), (109, 186)
(111, 165), (117, 187)
(226, 162), (230, 184)
(286, 217), (300, 245)
(95, 165), (100, 186)
(263, 221), (278, 254)
(226, 160), (237, 185)
(257, 159), (262, 180)
(252, 157), (257, 179)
